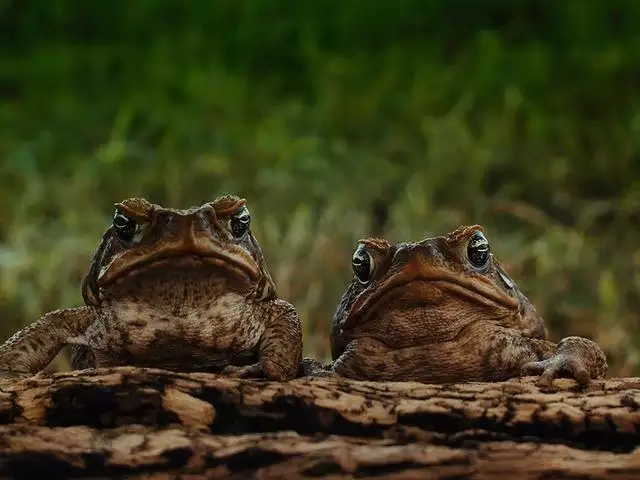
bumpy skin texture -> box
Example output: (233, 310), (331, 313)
(0, 195), (302, 381)
(307, 225), (607, 387)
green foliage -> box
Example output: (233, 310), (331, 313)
(1, 1), (639, 373)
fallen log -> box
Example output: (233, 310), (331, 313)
(0, 367), (639, 478)
(2, 425), (640, 480)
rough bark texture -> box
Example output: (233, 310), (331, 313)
(0, 367), (639, 479)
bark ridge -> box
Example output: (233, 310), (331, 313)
(1, 367), (639, 479)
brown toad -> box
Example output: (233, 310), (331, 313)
(308, 225), (607, 386)
(0, 195), (302, 381)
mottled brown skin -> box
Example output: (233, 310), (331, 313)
(314, 225), (607, 387)
(0, 195), (302, 381)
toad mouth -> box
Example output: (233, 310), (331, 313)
(344, 275), (518, 330)
(98, 250), (260, 286)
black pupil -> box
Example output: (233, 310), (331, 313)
(231, 210), (250, 237)
(353, 251), (371, 282)
(467, 234), (489, 267)
(113, 212), (136, 239)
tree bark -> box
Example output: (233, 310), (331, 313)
(0, 366), (639, 479)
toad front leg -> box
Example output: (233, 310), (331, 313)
(0, 306), (98, 379)
(329, 322), (606, 386)
(521, 336), (608, 387)
(222, 299), (303, 381)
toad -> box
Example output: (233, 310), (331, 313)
(0, 195), (302, 381)
(318, 225), (607, 386)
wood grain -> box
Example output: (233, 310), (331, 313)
(0, 367), (639, 478)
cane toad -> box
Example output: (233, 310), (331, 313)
(0, 195), (302, 381)
(322, 225), (607, 386)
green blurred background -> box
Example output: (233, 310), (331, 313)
(1, 1), (639, 375)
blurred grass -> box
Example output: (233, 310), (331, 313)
(1, 0), (639, 375)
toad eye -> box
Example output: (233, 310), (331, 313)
(112, 210), (139, 242)
(352, 244), (375, 284)
(467, 231), (490, 269)
(230, 206), (251, 238)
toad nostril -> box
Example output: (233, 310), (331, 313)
(413, 242), (439, 263)
(391, 244), (422, 266)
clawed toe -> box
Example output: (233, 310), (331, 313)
(299, 357), (335, 377)
(521, 356), (591, 387)
(521, 359), (545, 377)
(221, 363), (264, 379)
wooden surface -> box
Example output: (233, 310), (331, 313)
(0, 367), (639, 479)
